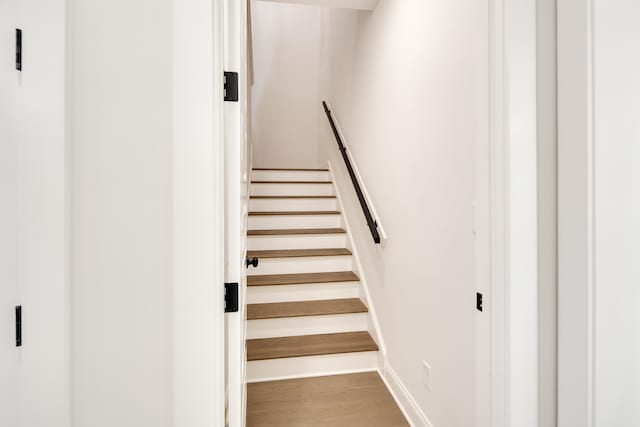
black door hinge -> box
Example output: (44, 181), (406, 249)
(476, 292), (483, 312)
(225, 283), (239, 313)
(15, 305), (22, 347)
(224, 71), (238, 102)
(16, 29), (22, 71)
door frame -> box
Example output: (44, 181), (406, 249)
(488, 0), (541, 425)
(556, 0), (596, 425)
(224, 0), (250, 425)
(172, 0), (226, 425)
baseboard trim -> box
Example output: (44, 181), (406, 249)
(380, 361), (434, 427)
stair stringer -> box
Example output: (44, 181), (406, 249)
(327, 162), (388, 368)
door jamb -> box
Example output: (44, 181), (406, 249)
(489, 0), (540, 425)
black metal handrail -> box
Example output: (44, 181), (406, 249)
(322, 101), (381, 244)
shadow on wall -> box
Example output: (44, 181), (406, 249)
(251, 1), (326, 168)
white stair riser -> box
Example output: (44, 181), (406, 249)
(247, 234), (347, 250)
(246, 282), (360, 304)
(249, 198), (337, 211)
(246, 352), (378, 383)
(252, 170), (330, 181)
(250, 183), (334, 196)
(248, 214), (342, 230)
(246, 313), (368, 339)
(247, 256), (352, 275)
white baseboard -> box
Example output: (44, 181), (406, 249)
(380, 361), (434, 427)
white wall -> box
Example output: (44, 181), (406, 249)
(68, 0), (174, 425)
(251, 1), (326, 168)
(323, 1), (488, 425)
(593, 1), (640, 425)
(0, 1), (69, 425)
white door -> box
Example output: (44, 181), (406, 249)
(224, 0), (250, 425)
(0, 62), (19, 427)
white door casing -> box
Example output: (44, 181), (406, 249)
(173, 0), (226, 425)
(489, 0), (540, 425)
(224, 0), (250, 425)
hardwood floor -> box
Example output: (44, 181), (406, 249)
(252, 168), (329, 171)
(247, 298), (367, 320)
(247, 228), (346, 236)
(247, 271), (360, 287)
(248, 210), (341, 216)
(247, 248), (352, 258)
(247, 331), (378, 361)
(247, 372), (409, 427)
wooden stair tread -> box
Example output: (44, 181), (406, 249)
(249, 210), (340, 216)
(251, 181), (332, 184)
(247, 298), (368, 320)
(247, 248), (351, 258)
(248, 271), (359, 287)
(247, 228), (346, 236)
(247, 331), (378, 361)
(252, 167), (329, 171)
(250, 195), (336, 199)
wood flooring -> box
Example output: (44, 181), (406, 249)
(247, 331), (378, 361)
(247, 372), (409, 426)
(247, 271), (359, 287)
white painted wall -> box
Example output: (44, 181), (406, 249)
(0, 1), (69, 425)
(251, 1), (326, 168)
(68, 0), (174, 425)
(593, 1), (640, 425)
(322, 2), (488, 425)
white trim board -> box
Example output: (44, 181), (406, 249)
(379, 363), (434, 427)
(327, 161), (387, 359)
(488, 0), (541, 425)
(557, 0), (596, 425)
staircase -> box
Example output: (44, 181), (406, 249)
(246, 167), (380, 382)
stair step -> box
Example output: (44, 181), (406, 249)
(247, 298), (367, 320)
(247, 248), (351, 259)
(248, 271), (359, 287)
(252, 168), (329, 171)
(248, 228), (346, 236)
(248, 211), (340, 216)
(247, 331), (378, 361)
(251, 181), (332, 184)
(250, 195), (336, 199)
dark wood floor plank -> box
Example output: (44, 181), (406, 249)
(249, 211), (340, 216)
(247, 228), (346, 236)
(247, 271), (359, 287)
(247, 298), (367, 320)
(247, 331), (378, 361)
(250, 195), (336, 199)
(251, 181), (333, 184)
(247, 248), (351, 258)
(252, 168), (329, 171)
(247, 372), (409, 426)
